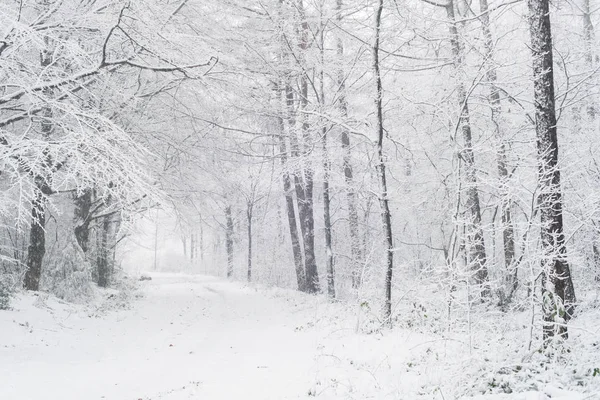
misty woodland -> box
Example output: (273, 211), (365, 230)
(1, 0), (600, 399)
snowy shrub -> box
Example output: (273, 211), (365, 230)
(0, 276), (11, 310)
(42, 240), (95, 303)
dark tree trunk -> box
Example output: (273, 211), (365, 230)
(528, 0), (576, 342)
(24, 38), (54, 291)
(337, 0), (363, 290)
(74, 189), (93, 254)
(478, 0), (517, 301)
(97, 213), (111, 288)
(374, 0), (395, 322)
(225, 206), (234, 278)
(446, 0), (489, 297)
(24, 190), (46, 291)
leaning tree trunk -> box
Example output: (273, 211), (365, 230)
(225, 206), (234, 278)
(275, 5), (306, 290)
(284, 77), (309, 292)
(337, 0), (363, 290)
(446, 0), (489, 297)
(278, 113), (306, 291)
(528, 0), (576, 342)
(478, 0), (517, 301)
(373, 0), (395, 322)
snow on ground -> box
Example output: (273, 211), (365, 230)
(0, 273), (597, 399)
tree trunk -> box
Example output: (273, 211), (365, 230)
(478, 0), (517, 301)
(297, 0), (319, 293)
(446, 0), (489, 297)
(225, 206), (234, 278)
(97, 212), (111, 288)
(319, 11), (335, 299)
(336, 0), (363, 290)
(278, 108), (306, 291)
(275, 6), (307, 291)
(583, 0), (597, 119)
(24, 38), (53, 291)
(582, 0), (600, 280)
(247, 202), (253, 282)
(528, 0), (576, 342)
(373, 0), (395, 322)
(24, 190), (46, 291)
(199, 218), (204, 262)
(74, 189), (93, 254)
(190, 234), (195, 261)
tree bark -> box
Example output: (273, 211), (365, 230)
(297, 0), (319, 293)
(247, 202), (253, 282)
(225, 206), (234, 278)
(278, 119), (307, 291)
(373, 0), (395, 322)
(446, 0), (489, 297)
(320, 10), (335, 299)
(478, 0), (517, 301)
(275, 1), (307, 291)
(74, 189), (93, 254)
(24, 190), (46, 291)
(97, 212), (111, 288)
(336, 0), (363, 290)
(24, 37), (53, 291)
(528, 0), (576, 342)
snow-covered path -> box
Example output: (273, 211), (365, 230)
(2, 274), (592, 400)
(0, 274), (320, 400)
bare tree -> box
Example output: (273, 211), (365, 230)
(528, 0), (576, 342)
(373, 0), (395, 322)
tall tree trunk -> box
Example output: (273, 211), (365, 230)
(319, 10), (335, 299)
(24, 36), (53, 291)
(373, 0), (395, 322)
(24, 190), (46, 291)
(279, 117), (306, 291)
(446, 0), (489, 297)
(247, 202), (253, 282)
(528, 0), (576, 342)
(225, 206), (234, 278)
(583, 0), (600, 281)
(297, 0), (319, 293)
(336, 0), (363, 290)
(478, 0), (517, 301)
(276, 3), (307, 290)
(583, 0), (597, 119)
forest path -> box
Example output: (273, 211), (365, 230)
(0, 273), (321, 400)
